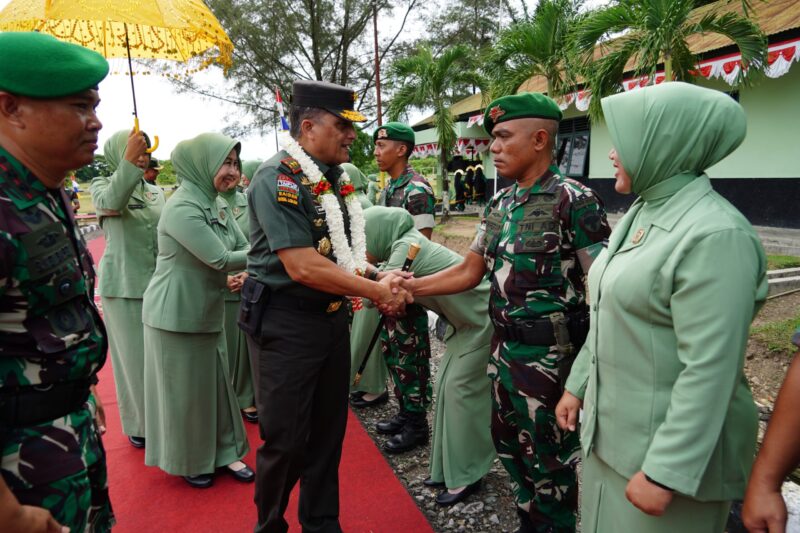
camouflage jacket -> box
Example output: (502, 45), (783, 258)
(470, 165), (610, 324)
(0, 145), (107, 487)
(378, 165), (436, 230)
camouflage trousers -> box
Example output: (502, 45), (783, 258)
(2, 398), (115, 532)
(489, 338), (580, 533)
(380, 303), (432, 414)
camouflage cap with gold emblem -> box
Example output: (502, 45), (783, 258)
(292, 80), (367, 123)
(372, 121), (415, 144)
(483, 92), (563, 135)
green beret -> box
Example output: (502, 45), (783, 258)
(373, 122), (415, 144)
(483, 92), (562, 135)
(0, 32), (109, 98)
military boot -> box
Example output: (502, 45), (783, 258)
(515, 509), (535, 533)
(376, 409), (407, 435)
(383, 411), (428, 454)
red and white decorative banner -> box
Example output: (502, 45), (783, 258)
(411, 142), (440, 158)
(467, 114), (484, 127)
(411, 138), (491, 158)
(455, 137), (490, 156)
(557, 38), (800, 111)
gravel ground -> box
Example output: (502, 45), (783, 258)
(351, 335), (523, 533)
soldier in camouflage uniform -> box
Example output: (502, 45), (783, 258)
(371, 122), (436, 453)
(402, 93), (610, 532)
(0, 32), (114, 532)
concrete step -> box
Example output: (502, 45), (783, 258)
(768, 275), (800, 296)
(769, 267), (800, 279)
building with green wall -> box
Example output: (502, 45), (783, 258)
(412, 0), (800, 227)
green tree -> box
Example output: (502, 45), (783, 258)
(574, 0), (767, 119)
(350, 127), (377, 175)
(387, 45), (483, 218)
(156, 159), (177, 186)
(75, 154), (111, 182)
(483, 0), (584, 98)
(177, 0), (419, 136)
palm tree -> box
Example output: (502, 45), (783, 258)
(483, 0), (584, 98)
(574, 0), (767, 119)
(386, 45), (484, 218)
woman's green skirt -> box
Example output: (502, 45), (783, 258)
(101, 296), (146, 437)
(349, 306), (389, 394)
(429, 339), (495, 488)
(223, 299), (255, 410)
(143, 325), (249, 476)
(581, 453), (731, 533)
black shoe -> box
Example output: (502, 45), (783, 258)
(242, 410), (259, 424)
(183, 474), (214, 489)
(383, 413), (429, 454)
(423, 477), (445, 488)
(350, 390), (389, 409)
(349, 390), (366, 400)
(225, 463), (255, 483)
(376, 409), (407, 435)
(435, 479), (482, 506)
(128, 436), (145, 448)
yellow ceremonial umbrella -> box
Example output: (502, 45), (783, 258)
(0, 0), (234, 153)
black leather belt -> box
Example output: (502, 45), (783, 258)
(492, 318), (558, 345)
(0, 379), (91, 428)
(268, 292), (345, 314)
(492, 308), (590, 347)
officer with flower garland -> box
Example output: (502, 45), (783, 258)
(242, 80), (411, 533)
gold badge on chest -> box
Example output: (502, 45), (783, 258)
(233, 207), (241, 217)
(145, 191), (155, 201)
(632, 228), (645, 244)
(313, 218), (325, 228)
(317, 236), (332, 256)
(219, 210), (226, 221)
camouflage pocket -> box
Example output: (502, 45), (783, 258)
(514, 232), (562, 289)
(19, 222), (95, 354)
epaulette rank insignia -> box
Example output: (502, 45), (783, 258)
(281, 157), (303, 174)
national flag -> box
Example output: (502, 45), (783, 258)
(276, 88), (290, 131)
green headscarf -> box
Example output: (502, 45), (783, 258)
(103, 130), (130, 173)
(171, 132), (240, 202)
(602, 82), (746, 200)
(364, 206), (416, 260)
(242, 159), (262, 180)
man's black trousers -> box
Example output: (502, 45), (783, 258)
(246, 303), (350, 533)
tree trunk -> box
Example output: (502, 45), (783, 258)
(664, 53), (673, 82)
(440, 150), (449, 223)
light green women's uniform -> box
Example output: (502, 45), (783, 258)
(218, 188), (256, 410)
(566, 83), (768, 532)
(90, 130), (165, 438)
(365, 207), (496, 488)
(142, 133), (250, 476)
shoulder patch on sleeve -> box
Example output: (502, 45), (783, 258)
(572, 194), (598, 210)
(276, 174), (300, 206)
(280, 157), (303, 175)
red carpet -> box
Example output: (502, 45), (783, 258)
(87, 237), (433, 533)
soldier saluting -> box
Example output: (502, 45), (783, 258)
(400, 93), (610, 532)
(0, 33), (113, 532)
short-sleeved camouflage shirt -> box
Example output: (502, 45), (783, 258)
(247, 150), (352, 299)
(378, 165), (435, 230)
(470, 165), (610, 324)
(0, 145), (110, 522)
